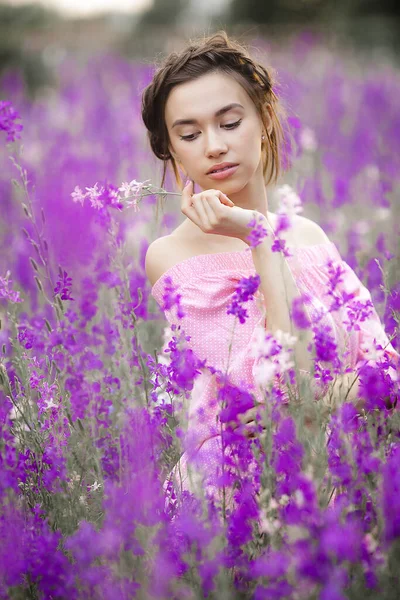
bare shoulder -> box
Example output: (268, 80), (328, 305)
(145, 234), (186, 288)
(145, 235), (175, 288)
(294, 214), (331, 247)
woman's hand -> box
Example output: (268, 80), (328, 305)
(181, 179), (267, 245)
(227, 404), (267, 441)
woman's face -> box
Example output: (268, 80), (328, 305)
(164, 71), (270, 193)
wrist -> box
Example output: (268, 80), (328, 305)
(243, 212), (275, 248)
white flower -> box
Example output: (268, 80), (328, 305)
(275, 330), (298, 348)
(275, 184), (303, 218)
(251, 327), (296, 387)
(250, 326), (278, 359)
(118, 179), (140, 198)
(119, 178), (150, 199)
(299, 126), (318, 152)
(253, 359), (278, 387)
(118, 179), (150, 212)
(365, 164), (380, 182)
(43, 397), (58, 410)
(108, 188), (120, 205)
(89, 481), (102, 492)
(364, 533), (378, 554)
(251, 326), (297, 360)
(279, 494), (290, 506)
(71, 185), (87, 206)
(276, 349), (295, 373)
(360, 338), (385, 362)
(267, 498), (279, 511)
(85, 183), (104, 210)
(258, 515), (281, 535)
(376, 208), (390, 221)
(354, 220), (371, 235)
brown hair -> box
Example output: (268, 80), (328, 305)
(141, 30), (291, 198)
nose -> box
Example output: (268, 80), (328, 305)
(204, 127), (228, 158)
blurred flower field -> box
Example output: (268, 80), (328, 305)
(0, 33), (400, 599)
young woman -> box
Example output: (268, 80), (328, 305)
(141, 31), (399, 510)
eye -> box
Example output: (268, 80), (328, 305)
(224, 119), (242, 130)
(179, 119), (242, 142)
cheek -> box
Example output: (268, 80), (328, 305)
(174, 143), (195, 166)
(240, 129), (263, 163)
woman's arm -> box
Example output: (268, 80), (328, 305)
(249, 215), (398, 412)
(249, 215), (319, 373)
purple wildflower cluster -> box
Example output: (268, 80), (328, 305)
(54, 268), (74, 301)
(0, 100), (23, 142)
(245, 212), (269, 247)
(227, 273), (261, 323)
(160, 275), (186, 320)
(0, 270), (23, 304)
(245, 186), (304, 257)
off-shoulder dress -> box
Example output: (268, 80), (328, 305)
(151, 241), (399, 508)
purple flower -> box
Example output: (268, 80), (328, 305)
(342, 298), (374, 332)
(324, 260), (347, 311)
(271, 237), (293, 257)
(381, 445), (400, 544)
(246, 213), (269, 247)
(250, 549), (290, 579)
(0, 100), (23, 142)
(274, 212), (291, 234)
(313, 323), (339, 363)
(0, 270), (23, 304)
(291, 294), (311, 329)
(218, 384), (255, 425)
(326, 418), (354, 487)
(227, 274), (260, 324)
(164, 326), (206, 396)
(320, 519), (363, 562)
(227, 480), (260, 548)
(54, 269), (74, 301)
(17, 326), (35, 349)
(358, 364), (395, 410)
(161, 276), (185, 319)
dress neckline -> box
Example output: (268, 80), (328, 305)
(150, 240), (339, 298)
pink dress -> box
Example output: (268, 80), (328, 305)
(151, 241), (399, 510)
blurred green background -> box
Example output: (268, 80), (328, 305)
(1, 0), (400, 97)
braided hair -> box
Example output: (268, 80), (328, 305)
(141, 30), (291, 194)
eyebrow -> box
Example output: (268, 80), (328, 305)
(171, 102), (244, 129)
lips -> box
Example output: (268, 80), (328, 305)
(207, 162), (238, 174)
(207, 164), (239, 180)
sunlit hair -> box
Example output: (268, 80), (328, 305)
(141, 30), (292, 200)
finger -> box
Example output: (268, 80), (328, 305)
(223, 193), (235, 206)
(209, 190), (234, 207)
(180, 179), (194, 212)
(201, 197), (217, 225)
(191, 196), (212, 231)
(180, 181), (205, 228)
